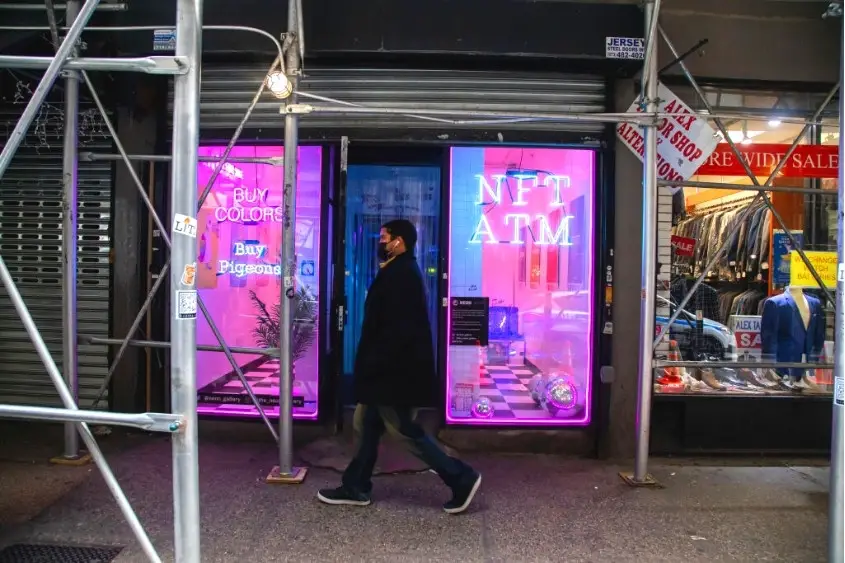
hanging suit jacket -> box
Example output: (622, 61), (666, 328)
(760, 292), (825, 377)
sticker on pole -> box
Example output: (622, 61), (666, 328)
(616, 82), (720, 189)
(181, 262), (196, 287)
(172, 214), (197, 238)
(605, 37), (644, 60)
(153, 29), (176, 52)
(835, 377), (844, 406)
(175, 290), (197, 320)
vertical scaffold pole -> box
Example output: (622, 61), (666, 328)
(169, 0), (203, 560)
(268, 0), (308, 484)
(60, 0), (82, 463)
(828, 13), (845, 563)
(621, 0), (661, 488)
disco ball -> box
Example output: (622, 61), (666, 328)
(471, 396), (495, 419)
(528, 374), (546, 405)
(541, 377), (578, 416)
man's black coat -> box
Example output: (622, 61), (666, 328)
(353, 252), (437, 407)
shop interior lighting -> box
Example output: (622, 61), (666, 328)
(768, 119), (782, 128)
(724, 130), (763, 144)
(266, 71), (292, 99)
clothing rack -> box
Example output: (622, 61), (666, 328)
(689, 191), (764, 214)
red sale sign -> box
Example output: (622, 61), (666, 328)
(728, 315), (762, 360)
(671, 235), (696, 257)
(735, 331), (762, 349)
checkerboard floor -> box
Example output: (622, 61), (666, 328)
(471, 363), (552, 420)
(197, 359), (317, 418)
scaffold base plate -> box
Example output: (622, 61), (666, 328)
(619, 472), (663, 488)
(266, 465), (308, 484)
(49, 452), (92, 467)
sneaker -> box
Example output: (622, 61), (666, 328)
(443, 472), (482, 515)
(316, 487), (372, 507)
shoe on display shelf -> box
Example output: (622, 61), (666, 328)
(683, 372), (708, 392)
(714, 367), (746, 388)
(794, 374), (828, 394)
(699, 368), (726, 391)
(745, 369), (778, 389)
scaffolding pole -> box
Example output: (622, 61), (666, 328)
(622, 0), (661, 488)
(829, 15), (845, 563)
(658, 179), (838, 197)
(267, 0), (307, 485)
(85, 336), (280, 356)
(80, 152), (284, 166)
(0, 404), (184, 433)
(169, 0), (203, 560)
(59, 0), (83, 464)
(0, 2), (126, 9)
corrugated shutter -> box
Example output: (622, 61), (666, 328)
(179, 65), (606, 135)
(0, 98), (113, 408)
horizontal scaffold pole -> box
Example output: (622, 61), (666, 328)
(84, 336), (280, 357)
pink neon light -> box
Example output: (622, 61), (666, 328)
(195, 145), (322, 421)
(445, 147), (596, 426)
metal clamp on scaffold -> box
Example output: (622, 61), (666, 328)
(284, 103), (314, 114)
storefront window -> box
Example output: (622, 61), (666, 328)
(342, 164), (441, 405)
(446, 147), (595, 425)
(662, 109), (838, 396)
(194, 145), (322, 419)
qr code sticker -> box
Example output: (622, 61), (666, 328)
(176, 290), (197, 320)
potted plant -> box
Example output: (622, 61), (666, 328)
(248, 286), (318, 379)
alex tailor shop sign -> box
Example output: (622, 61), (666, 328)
(696, 144), (839, 179)
(617, 83), (720, 185)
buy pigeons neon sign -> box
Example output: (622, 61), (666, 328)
(469, 173), (575, 245)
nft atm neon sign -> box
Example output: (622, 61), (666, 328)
(469, 174), (575, 245)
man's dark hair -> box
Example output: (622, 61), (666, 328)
(382, 219), (417, 252)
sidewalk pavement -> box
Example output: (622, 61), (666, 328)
(0, 426), (831, 563)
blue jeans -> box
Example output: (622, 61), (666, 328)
(341, 404), (472, 494)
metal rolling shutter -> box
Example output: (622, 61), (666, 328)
(0, 101), (113, 408)
(179, 66), (607, 135)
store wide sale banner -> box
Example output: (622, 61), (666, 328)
(616, 82), (719, 187)
(696, 144), (839, 179)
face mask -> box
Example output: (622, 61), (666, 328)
(378, 239), (395, 261)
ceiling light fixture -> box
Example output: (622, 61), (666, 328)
(768, 119), (782, 128)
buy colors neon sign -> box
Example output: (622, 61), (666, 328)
(469, 173), (575, 245)
(214, 187), (285, 223)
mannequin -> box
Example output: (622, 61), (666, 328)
(760, 287), (825, 383)
(787, 286), (811, 331)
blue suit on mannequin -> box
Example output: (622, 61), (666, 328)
(760, 290), (825, 378)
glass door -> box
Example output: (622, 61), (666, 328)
(340, 161), (442, 405)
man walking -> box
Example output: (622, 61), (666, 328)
(317, 219), (482, 514)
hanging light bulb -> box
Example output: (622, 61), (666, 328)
(768, 119), (782, 128)
(740, 120), (752, 145)
(266, 71), (293, 99)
